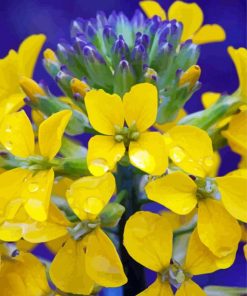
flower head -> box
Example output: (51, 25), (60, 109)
(124, 211), (234, 295)
(85, 83), (168, 176)
(0, 110), (72, 221)
(49, 172), (127, 294)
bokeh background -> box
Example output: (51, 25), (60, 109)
(0, 0), (246, 293)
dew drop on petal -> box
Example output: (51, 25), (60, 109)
(170, 146), (186, 163)
(89, 158), (109, 176)
(5, 141), (13, 151)
(83, 197), (104, 215)
(5, 125), (12, 133)
(28, 182), (40, 193)
(204, 156), (214, 167)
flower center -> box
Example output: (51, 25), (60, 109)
(114, 123), (140, 146)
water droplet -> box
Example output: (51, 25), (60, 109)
(170, 146), (185, 163)
(89, 159), (109, 176)
(83, 197), (104, 215)
(5, 125), (12, 133)
(5, 141), (13, 151)
(28, 182), (39, 193)
(204, 156), (214, 167)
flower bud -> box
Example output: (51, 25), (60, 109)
(179, 65), (201, 91)
(19, 77), (46, 103)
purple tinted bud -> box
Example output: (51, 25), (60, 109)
(180, 39), (192, 49)
(71, 17), (86, 37)
(96, 11), (108, 27)
(108, 11), (118, 27)
(119, 59), (129, 71)
(132, 44), (147, 61)
(132, 10), (145, 28)
(112, 35), (129, 57)
(73, 93), (82, 101)
(83, 45), (106, 64)
(86, 22), (97, 38)
(103, 25), (117, 40)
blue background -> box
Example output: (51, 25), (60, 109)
(0, 0), (246, 292)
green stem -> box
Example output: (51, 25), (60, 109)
(116, 165), (146, 296)
(179, 94), (242, 130)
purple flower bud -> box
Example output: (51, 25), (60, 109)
(83, 45), (106, 64)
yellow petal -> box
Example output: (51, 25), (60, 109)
(176, 280), (206, 296)
(23, 204), (69, 243)
(0, 223), (22, 241)
(207, 151), (221, 177)
(139, 1), (167, 20)
(0, 93), (25, 119)
(124, 211), (173, 272)
(168, 125), (214, 177)
(52, 177), (73, 198)
(201, 92), (221, 109)
(49, 237), (94, 295)
(222, 110), (247, 156)
(228, 47), (247, 102)
(16, 240), (36, 252)
(161, 210), (195, 231)
(216, 173), (247, 223)
(85, 89), (124, 135)
(67, 172), (116, 221)
(129, 132), (168, 175)
(39, 110), (72, 160)
(86, 228), (127, 287)
(123, 83), (158, 132)
(137, 278), (173, 296)
(46, 235), (69, 254)
(0, 110), (35, 157)
(198, 198), (241, 257)
(0, 273), (26, 296)
(168, 1), (203, 42)
(18, 34), (46, 77)
(22, 169), (54, 222)
(0, 50), (20, 101)
(145, 172), (197, 215)
(184, 228), (236, 275)
(193, 24), (226, 44)
(155, 109), (187, 133)
(87, 135), (125, 176)
(0, 168), (31, 220)
(0, 252), (51, 295)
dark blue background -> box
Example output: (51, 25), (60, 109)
(0, 0), (246, 291)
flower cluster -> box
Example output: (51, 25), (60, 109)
(0, 1), (246, 296)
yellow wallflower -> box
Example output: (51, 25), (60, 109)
(50, 172), (127, 295)
(139, 1), (225, 44)
(145, 169), (247, 257)
(0, 35), (46, 120)
(85, 83), (168, 176)
(0, 110), (72, 222)
(124, 211), (235, 296)
(0, 252), (51, 296)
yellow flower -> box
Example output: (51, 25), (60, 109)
(49, 172), (127, 295)
(145, 169), (246, 257)
(164, 125), (215, 178)
(139, 1), (225, 44)
(85, 83), (168, 176)
(0, 35), (46, 120)
(228, 47), (247, 102)
(0, 110), (72, 221)
(222, 110), (247, 157)
(124, 211), (235, 296)
(0, 252), (51, 296)
(0, 203), (70, 243)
